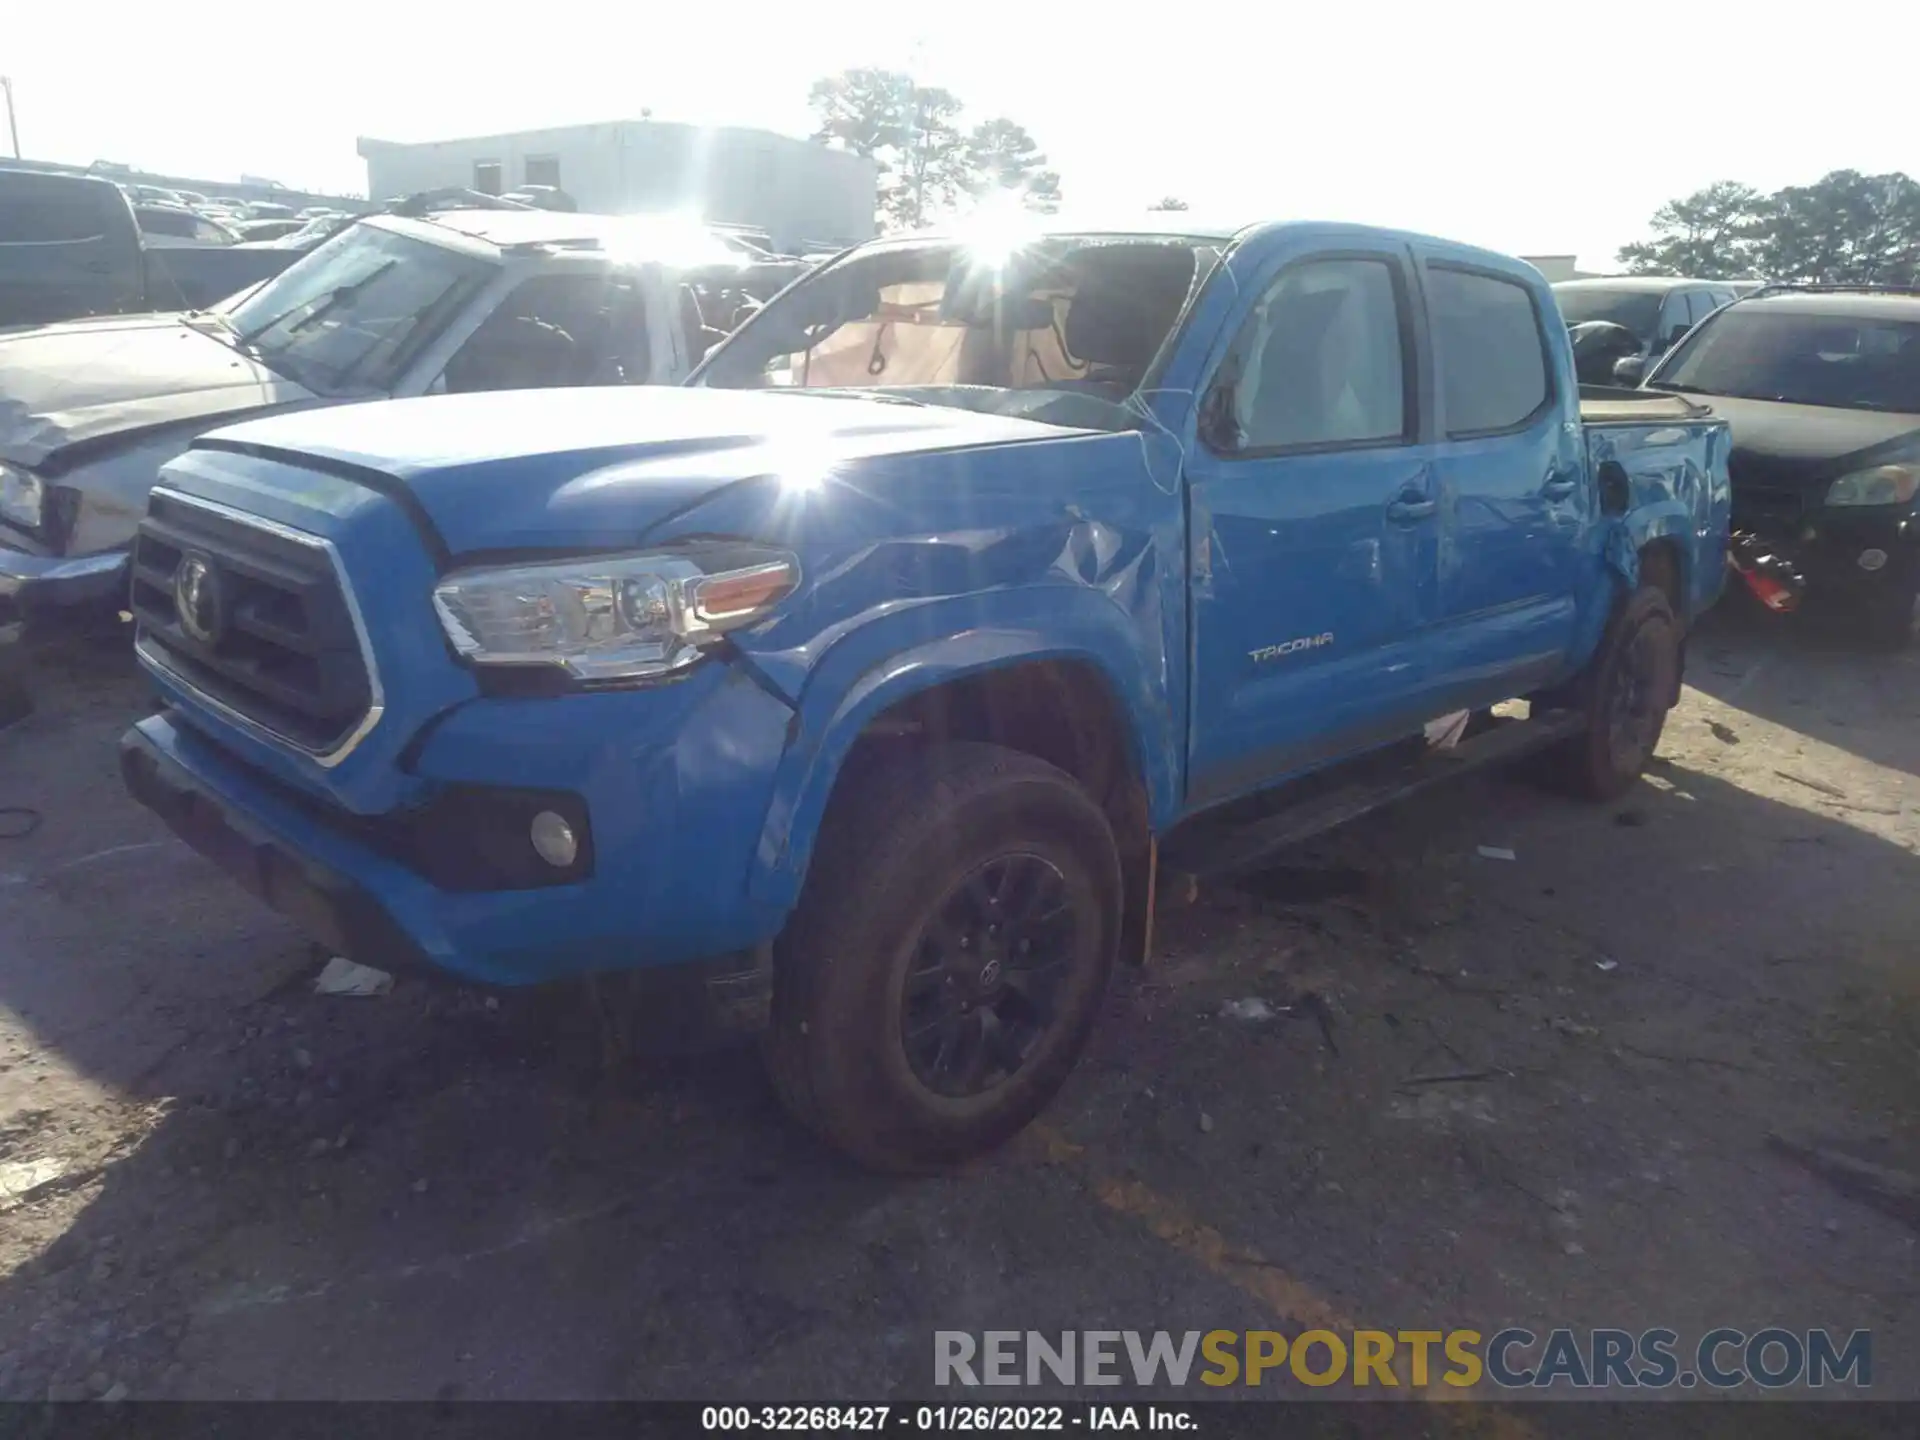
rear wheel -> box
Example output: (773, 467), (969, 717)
(763, 742), (1122, 1172)
(1546, 585), (1681, 801)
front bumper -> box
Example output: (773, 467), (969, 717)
(119, 702), (788, 1018)
(1732, 505), (1917, 608)
(121, 716), (775, 1032)
(0, 545), (129, 630)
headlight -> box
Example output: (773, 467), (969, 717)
(0, 464), (43, 530)
(1826, 463), (1920, 508)
(431, 543), (800, 681)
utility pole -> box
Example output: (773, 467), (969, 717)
(0, 77), (19, 160)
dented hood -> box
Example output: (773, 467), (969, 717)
(0, 314), (318, 471)
(197, 386), (1093, 556)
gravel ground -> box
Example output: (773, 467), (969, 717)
(0, 606), (1916, 1406)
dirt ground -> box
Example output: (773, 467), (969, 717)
(1, 605), (1916, 1406)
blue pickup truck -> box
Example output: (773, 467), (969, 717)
(118, 218), (1730, 1169)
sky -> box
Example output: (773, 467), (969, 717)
(6, 0), (1915, 270)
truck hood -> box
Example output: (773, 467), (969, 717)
(0, 314), (317, 471)
(1697, 393), (1920, 491)
(198, 386), (1096, 557)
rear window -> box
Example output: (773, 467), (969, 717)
(1429, 267), (1552, 435)
(1552, 286), (1662, 338)
(137, 207), (196, 238)
(0, 176), (116, 244)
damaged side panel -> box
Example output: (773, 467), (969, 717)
(638, 429), (1190, 914)
(1580, 412), (1731, 628)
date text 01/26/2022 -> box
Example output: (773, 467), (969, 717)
(701, 1406), (1194, 1432)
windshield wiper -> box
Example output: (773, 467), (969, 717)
(243, 261), (398, 346)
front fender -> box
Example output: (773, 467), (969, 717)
(745, 585), (1178, 915)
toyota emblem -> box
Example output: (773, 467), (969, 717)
(174, 552), (225, 646)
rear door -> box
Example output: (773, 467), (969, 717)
(1183, 245), (1440, 808)
(1419, 256), (1587, 708)
(0, 173), (143, 326)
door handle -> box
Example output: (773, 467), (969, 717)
(1541, 474), (1579, 500)
(1385, 491), (1437, 524)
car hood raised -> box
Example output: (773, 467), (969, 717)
(198, 386), (1097, 556)
(0, 314), (318, 471)
(1695, 393), (1920, 488)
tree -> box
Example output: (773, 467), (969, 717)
(1756, 170), (1920, 286)
(1616, 181), (1767, 278)
(807, 67), (912, 157)
(1616, 170), (1920, 285)
(1148, 196), (1190, 211)
(960, 118), (1062, 213)
(807, 69), (1063, 230)
(888, 88), (969, 230)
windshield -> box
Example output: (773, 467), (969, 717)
(221, 224), (494, 396)
(696, 236), (1215, 428)
(1552, 287), (1663, 338)
(1653, 308), (1920, 414)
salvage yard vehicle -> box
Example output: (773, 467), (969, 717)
(1645, 284), (1920, 644)
(118, 217), (1730, 1171)
(0, 209), (741, 637)
(0, 167), (297, 328)
(1553, 276), (1748, 384)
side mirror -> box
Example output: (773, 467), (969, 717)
(1611, 354), (1648, 387)
(1197, 382), (1243, 453)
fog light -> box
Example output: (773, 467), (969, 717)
(1858, 548), (1889, 572)
(529, 810), (578, 868)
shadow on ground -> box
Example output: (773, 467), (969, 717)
(1, 638), (1917, 1401)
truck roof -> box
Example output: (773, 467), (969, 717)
(1735, 288), (1920, 320)
(1553, 276), (1727, 294)
(363, 210), (745, 271)
(897, 213), (1540, 269)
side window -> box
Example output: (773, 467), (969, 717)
(1218, 257), (1409, 452)
(0, 184), (112, 243)
(137, 208), (194, 238)
(1657, 292), (1692, 346)
(1686, 290), (1718, 326)
(193, 216), (232, 244)
(1427, 266), (1551, 436)
(442, 272), (652, 394)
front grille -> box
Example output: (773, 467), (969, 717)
(130, 490), (376, 757)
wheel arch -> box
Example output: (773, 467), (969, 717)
(748, 629), (1173, 924)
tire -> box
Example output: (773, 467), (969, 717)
(1547, 585), (1682, 802)
(763, 742), (1122, 1172)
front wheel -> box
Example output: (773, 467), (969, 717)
(763, 742), (1122, 1172)
(1547, 585), (1682, 801)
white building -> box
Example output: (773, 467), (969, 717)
(357, 120), (878, 253)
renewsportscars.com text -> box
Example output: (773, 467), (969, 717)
(934, 1328), (1871, 1390)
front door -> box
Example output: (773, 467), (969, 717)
(1184, 250), (1440, 809)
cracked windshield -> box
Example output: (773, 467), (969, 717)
(1, 0), (1916, 1426)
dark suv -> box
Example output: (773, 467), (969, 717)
(1553, 277), (1751, 383)
(1646, 285), (1920, 643)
